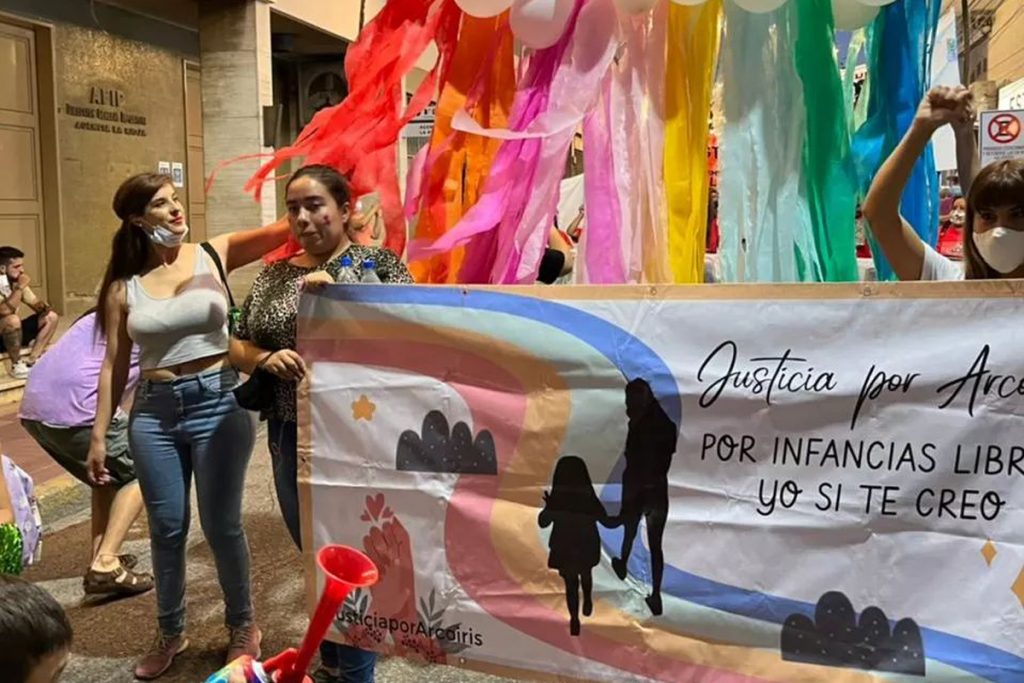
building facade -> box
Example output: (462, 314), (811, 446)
(0, 0), (411, 316)
(943, 0), (1024, 88)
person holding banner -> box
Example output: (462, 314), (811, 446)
(864, 86), (1024, 281)
(89, 173), (291, 679)
(230, 164), (412, 683)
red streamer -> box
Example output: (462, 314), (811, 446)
(254, 0), (463, 263)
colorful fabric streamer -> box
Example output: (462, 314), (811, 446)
(719, 2), (819, 283)
(581, 74), (626, 284)
(794, 0), (859, 282)
(664, 0), (722, 284)
(407, 13), (516, 284)
(412, 0), (619, 284)
(609, 6), (672, 284)
(852, 0), (942, 280)
(248, 0), (463, 260)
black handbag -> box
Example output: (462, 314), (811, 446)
(232, 364), (276, 412)
(201, 242), (276, 412)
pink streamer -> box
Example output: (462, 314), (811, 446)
(409, 0), (618, 284)
(581, 74), (626, 284)
(619, 6), (671, 284)
(608, 44), (637, 283)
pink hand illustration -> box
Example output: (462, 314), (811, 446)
(363, 517), (417, 624)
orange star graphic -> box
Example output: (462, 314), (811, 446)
(352, 395), (376, 421)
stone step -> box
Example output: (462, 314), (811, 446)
(0, 376), (25, 406)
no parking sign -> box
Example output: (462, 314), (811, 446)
(980, 109), (1024, 167)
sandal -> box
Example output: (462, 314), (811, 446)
(119, 553), (139, 570)
(83, 564), (154, 596)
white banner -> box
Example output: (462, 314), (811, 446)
(300, 284), (1024, 683)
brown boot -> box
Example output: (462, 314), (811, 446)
(134, 633), (189, 680)
(226, 623), (262, 664)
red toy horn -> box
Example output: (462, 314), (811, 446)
(272, 545), (379, 683)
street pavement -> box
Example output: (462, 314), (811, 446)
(20, 422), (516, 683)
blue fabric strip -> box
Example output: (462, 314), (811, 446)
(852, 0), (942, 281)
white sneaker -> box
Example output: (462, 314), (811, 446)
(10, 361), (30, 380)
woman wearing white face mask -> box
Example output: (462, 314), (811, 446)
(864, 86), (1024, 281)
(88, 173), (290, 679)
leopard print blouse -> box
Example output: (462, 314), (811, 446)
(235, 245), (413, 422)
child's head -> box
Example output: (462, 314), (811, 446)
(0, 575), (72, 683)
(552, 456), (594, 492)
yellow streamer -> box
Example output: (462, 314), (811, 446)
(664, 0), (722, 283)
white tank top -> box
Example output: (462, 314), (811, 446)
(125, 249), (231, 371)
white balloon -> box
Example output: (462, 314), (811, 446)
(615, 0), (660, 12)
(832, 0), (879, 30)
(732, 0), (788, 12)
(510, 0), (577, 49)
(455, 0), (514, 17)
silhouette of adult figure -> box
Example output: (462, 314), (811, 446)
(611, 378), (677, 615)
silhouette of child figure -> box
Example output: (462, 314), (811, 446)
(611, 378), (677, 616)
(539, 456), (618, 636)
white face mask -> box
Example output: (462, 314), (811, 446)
(140, 222), (189, 248)
(950, 210), (966, 226)
(973, 227), (1024, 274)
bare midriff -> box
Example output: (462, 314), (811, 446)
(141, 353), (229, 382)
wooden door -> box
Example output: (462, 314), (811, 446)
(0, 21), (46, 303)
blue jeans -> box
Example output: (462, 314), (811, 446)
(269, 419), (377, 683)
(131, 367), (256, 636)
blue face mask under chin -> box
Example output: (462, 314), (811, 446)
(142, 223), (189, 248)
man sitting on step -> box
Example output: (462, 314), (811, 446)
(0, 247), (59, 380)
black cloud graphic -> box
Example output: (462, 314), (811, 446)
(781, 591), (925, 676)
(396, 411), (497, 475)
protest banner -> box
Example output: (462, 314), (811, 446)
(297, 283), (1024, 683)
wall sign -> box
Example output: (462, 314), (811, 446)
(980, 109), (1024, 168)
(998, 78), (1024, 111)
(63, 86), (148, 137)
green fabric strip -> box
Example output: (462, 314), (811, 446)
(794, 0), (859, 282)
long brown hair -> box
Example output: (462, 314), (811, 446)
(96, 173), (172, 333)
(963, 159), (1024, 279)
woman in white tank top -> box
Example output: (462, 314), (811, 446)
(87, 173), (289, 680)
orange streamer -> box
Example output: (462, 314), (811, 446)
(409, 15), (516, 284)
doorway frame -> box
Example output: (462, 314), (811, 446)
(182, 58), (207, 244)
(0, 11), (65, 314)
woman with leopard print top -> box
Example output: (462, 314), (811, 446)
(230, 164), (411, 683)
